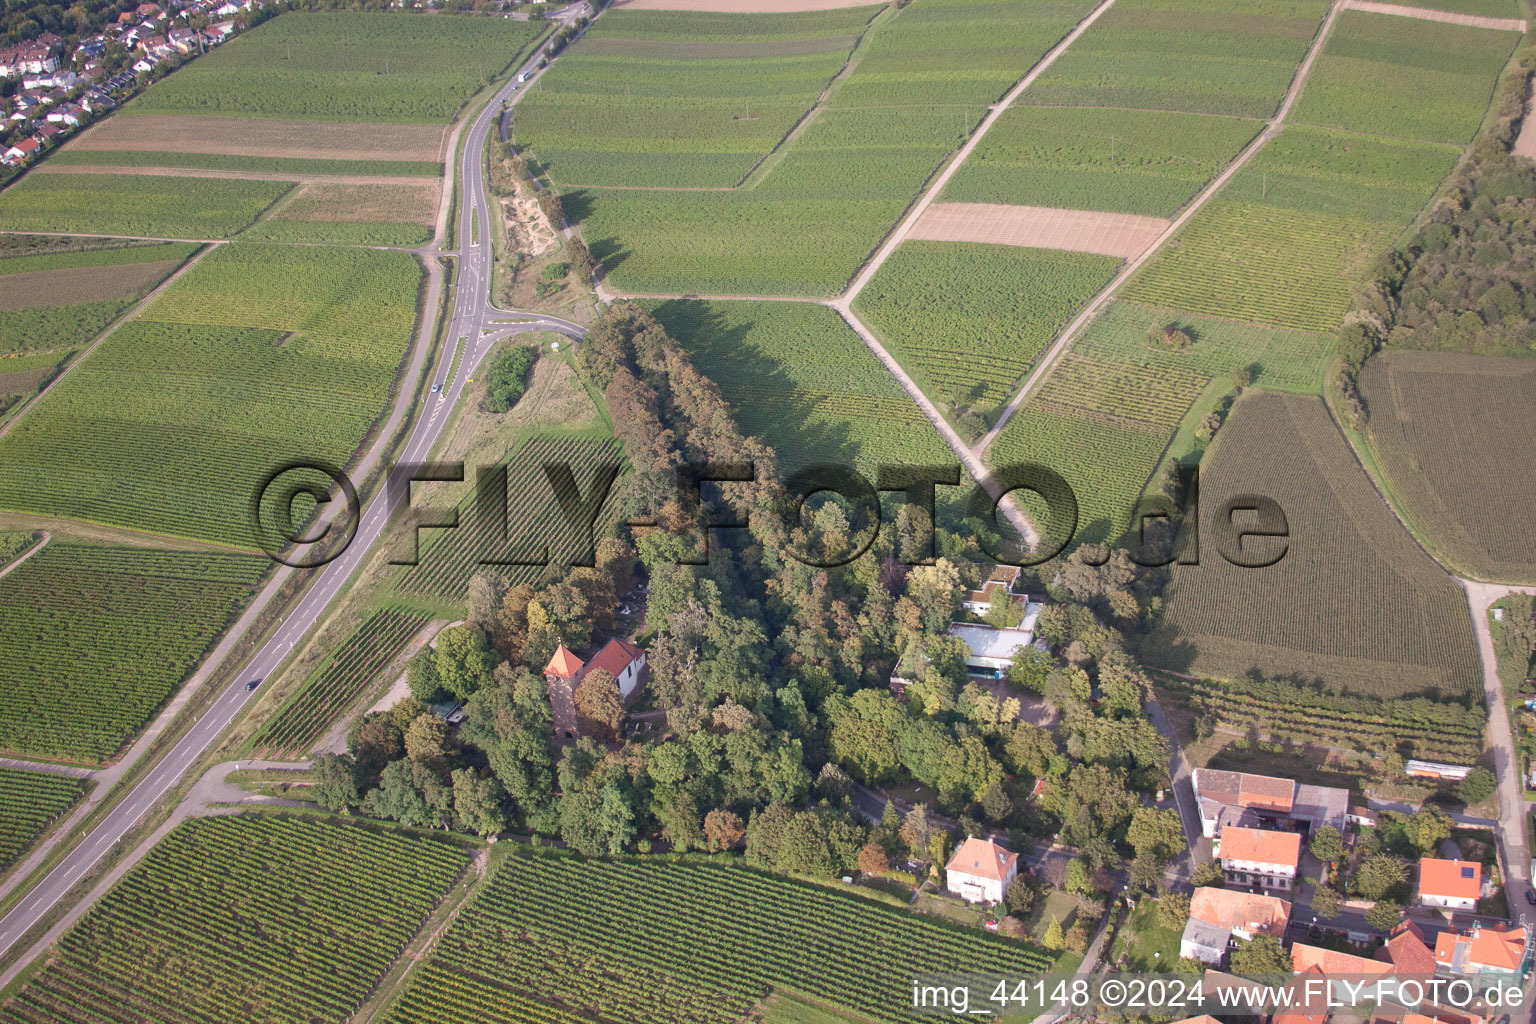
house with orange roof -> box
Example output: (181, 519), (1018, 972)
(1181, 887), (1291, 964)
(1291, 942), (1395, 979)
(1271, 967), (1329, 1024)
(1433, 923), (1531, 985)
(944, 836), (1017, 904)
(1169, 1017), (1224, 1024)
(1417, 858), (1482, 912)
(1218, 826), (1303, 891)
(1192, 768), (1348, 839)
(1375, 921), (1436, 977)
(584, 637), (646, 698)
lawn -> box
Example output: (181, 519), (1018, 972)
(942, 106), (1262, 217)
(1359, 349), (1536, 582)
(0, 242), (421, 547)
(643, 299), (952, 477)
(1141, 392), (1483, 703)
(854, 241), (1121, 416)
(1109, 898), (1182, 971)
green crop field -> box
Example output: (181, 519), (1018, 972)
(0, 243), (421, 547)
(1025, 0), (1329, 118)
(254, 609), (429, 758)
(128, 12), (544, 124)
(553, 0), (1093, 296)
(1360, 350), (1536, 583)
(1291, 12), (1520, 144)
(1072, 301), (1334, 393)
(383, 850), (1050, 1024)
(1126, 128), (1458, 333)
(644, 299), (951, 476)
(855, 241), (1120, 414)
(516, 7), (874, 188)
(0, 814), (468, 1024)
(1142, 392), (1482, 702)
(0, 174), (290, 239)
(242, 182), (437, 247)
(1034, 354), (1209, 432)
(987, 403), (1174, 546)
(0, 241), (199, 355)
(0, 768), (85, 874)
(397, 435), (627, 604)
(47, 148), (441, 178)
(942, 106), (1261, 217)
(0, 544), (266, 763)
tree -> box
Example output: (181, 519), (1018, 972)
(452, 769), (507, 836)
(981, 780), (1013, 823)
(1382, 751), (1405, 779)
(406, 648), (444, 703)
(899, 804), (932, 859)
(311, 753), (359, 811)
(1312, 886), (1343, 919)
(1127, 807), (1185, 865)
(389, 696), (426, 734)
(1230, 935), (1291, 976)
(1129, 855), (1164, 891)
(574, 667), (624, 738)
(857, 842), (889, 877)
(1064, 857), (1089, 894)
(1159, 891), (1191, 928)
(433, 625), (498, 702)
(1354, 855), (1408, 901)
(1064, 923), (1089, 953)
(1458, 767), (1497, 806)
(1309, 826), (1344, 865)
(1040, 916), (1065, 950)
(704, 809), (745, 852)
(1402, 806), (1453, 856)
(405, 713), (448, 767)
(1004, 876), (1036, 916)
(466, 573), (507, 633)
(1364, 899), (1404, 932)
(1191, 861), (1224, 887)
(484, 345), (536, 413)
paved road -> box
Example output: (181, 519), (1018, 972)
(0, 31), (595, 965)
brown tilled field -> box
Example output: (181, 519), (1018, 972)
(270, 182), (439, 225)
(0, 260), (183, 310)
(614, 0), (883, 10)
(908, 203), (1170, 260)
(70, 115), (447, 163)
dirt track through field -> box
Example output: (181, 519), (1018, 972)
(1515, 79), (1536, 160)
(69, 114), (447, 163)
(37, 165), (441, 188)
(614, 0), (884, 10)
(908, 203), (1169, 259)
(1340, 0), (1526, 31)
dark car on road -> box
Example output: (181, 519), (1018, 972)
(244, 679), (261, 692)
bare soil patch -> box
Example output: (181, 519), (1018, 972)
(273, 182), (439, 226)
(0, 260), (181, 310)
(1341, 0), (1526, 32)
(909, 202), (1170, 260)
(70, 114), (447, 163)
(502, 183), (560, 257)
(39, 165), (439, 188)
(1516, 79), (1536, 160)
(614, 0), (883, 10)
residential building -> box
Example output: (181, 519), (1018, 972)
(1191, 768), (1348, 838)
(1179, 887), (1291, 964)
(943, 836), (1017, 904)
(1217, 826), (1302, 890)
(584, 637), (646, 699)
(1434, 923), (1530, 986)
(961, 565), (1021, 616)
(946, 611), (1043, 675)
(2, 137), (40, 164)
(1375, 920), (1437, 976)
(1417, 858), (1481, 912)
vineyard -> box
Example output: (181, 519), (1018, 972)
(243, 182), (438, 247)
(129, 13), (544, 124)
(855, 241), (1121, 414)
(0, 242), (421, 547)
(1360, 350), (1536, 582)
(1025, 0), (1328, 118)
(986, 404), (1171, 547)
(253, 609), (429, 757)
(1072, 301), (1334, 394)
(1142, 392), (1483, 702)
(1156, 675), (1487, 762)
(1291, 12), (1521, 144)
(0, 173), (290, 239)
(0, 544), (267, 763)
(0, 242), (198, 356)
(384, 851), (1050, 1024)
(397, 435), (627, 604)
(557, 0), (1092, 296)
(516, 7), (873, 188)
(0, 814), (469, 1024)
(1033, 354), (1208, 432)
(644, 299), (952, 476)
(0, 768), (85, 874)
(942, 105), (1262, 217)
(49, 148), (441, 178)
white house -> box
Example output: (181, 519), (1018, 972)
(1179, 888), (1291, 964)
(947, 605), (1043, 674)
(583, 637), (647, 699)
(1418, 858), (1481, 912)
(944, 836), (1017, 904)
(1217, 826), (1301, 891)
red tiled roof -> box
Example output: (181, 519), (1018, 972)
(585, 637), (644, 679)
(1238, 773), (1296, 812)
(1219, 827), (1302, 868)
(1376, 921), (1435, 976)
(1189, 887), (1290, 936)
(1418, 858), (1481, 901)
(1291, 943), (1394, 977)
(1434, 924), (1527, 972)
(1272, 968), (1328, 1024)
(945, 837), (1017, 882)
(543, 644), (583, 678)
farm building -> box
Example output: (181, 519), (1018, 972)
(943, 836), (1017, 904)
(1180, 888), (1291, 964)
(1417, 858), (1482, 911)
(1217, 826), (1301, 891)
(1192, 768), (1347, 838)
